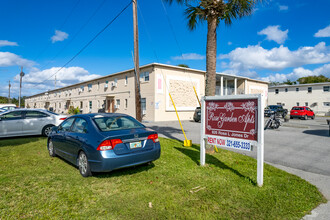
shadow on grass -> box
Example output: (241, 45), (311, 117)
(174, 144), (257, 186)
(54, 156), (155, 178)
(0, 135), (45, 147)
(147, 125), (182, 141)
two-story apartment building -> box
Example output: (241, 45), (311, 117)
(25, 63), (268, 121)
(268, 82), (330, 116)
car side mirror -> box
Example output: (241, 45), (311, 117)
(52, 126), (58, 132)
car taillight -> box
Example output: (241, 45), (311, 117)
(59, 117), (67, 120)
(148, 134), (159, 143)
(97, 139), (122, 151)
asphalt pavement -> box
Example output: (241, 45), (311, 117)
(145, 116), (330, 219)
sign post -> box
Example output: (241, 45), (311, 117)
(200, 94), (264, 187)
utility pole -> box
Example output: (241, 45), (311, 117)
(19, 66), (25, 108)
(8, 80), (11, 103)
(133, 0), (142, 122)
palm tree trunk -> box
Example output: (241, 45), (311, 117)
(205, 17), (217, 96)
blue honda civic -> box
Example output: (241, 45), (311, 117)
(47, 113), (161, 177)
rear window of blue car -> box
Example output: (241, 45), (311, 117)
(93, 116), (144, 131)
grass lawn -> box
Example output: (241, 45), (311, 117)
(0, 137), (326, 219)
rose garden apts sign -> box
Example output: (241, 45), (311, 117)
(200, 95), (265, 187)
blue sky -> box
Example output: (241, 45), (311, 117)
(0, 0), (329, 98)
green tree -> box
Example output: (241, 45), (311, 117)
(297, 75), (330, 84)
(165, 0), (261, 96)
(177, 64), (190, 68)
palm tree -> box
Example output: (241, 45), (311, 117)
(165, 0), (261, 96)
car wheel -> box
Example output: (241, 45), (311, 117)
(194, 118), (199, 122)
(48, 139), (56, 157)
(42, 125), (54, 137)
(311, 115), (315, 120)
(290, 116), (293, 119)
(304, 115), (307, 120)
(78, 151), (92, 177)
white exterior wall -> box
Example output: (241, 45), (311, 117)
(268, 83), (330, 116)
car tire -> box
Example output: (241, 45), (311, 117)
(311, 115), (315, 120)
(42, 125), (54, 137)
(48, 139), (56, 157)
(194, 118), (199, 122)
(78, 151), (92, 177)
(290, 116), (293, 119)
(304, 115), (307, 120)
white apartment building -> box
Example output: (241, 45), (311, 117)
(25, 63), (268, 121)
(268, 82), (330, 116)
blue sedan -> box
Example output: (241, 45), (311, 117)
(47, 113), (161, 177)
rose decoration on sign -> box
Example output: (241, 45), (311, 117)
(249, 129), (256, 135)
(224, 102), (235, 112)
(241, 101), (256, 113)
(208, 102), (219, 111)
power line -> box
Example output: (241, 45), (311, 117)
(32, 0), (82, 62)
(32, 0), (133, 88)
(39, 0), (107, 71)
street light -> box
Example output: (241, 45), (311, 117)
(19, 67), (25, 108)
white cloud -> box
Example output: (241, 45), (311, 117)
(261, 64), (330, 82)
(278, 5), (288, 11)
(51, 30), (69, 43)
(258, 25), (288, 44)
(0, 40), (18, 47)
(314, 25), (330, 38)
(172, 53), (205, 60)
(228, 41), (232, 46)
(220, 42), (330, 71)
(0, 52), (35, 67)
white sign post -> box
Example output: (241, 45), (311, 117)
(200, 94), (264, 187)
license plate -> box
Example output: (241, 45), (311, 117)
(130, 141), (142, 149)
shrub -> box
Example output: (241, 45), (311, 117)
(68, 106), (80, 115)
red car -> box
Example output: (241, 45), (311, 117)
(290, 106), (315, 120)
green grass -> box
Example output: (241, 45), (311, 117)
(0, 137), (326, 219)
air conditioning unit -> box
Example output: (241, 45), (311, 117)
(142, 110), (146, 115)
(104, 84), (108, 88)
(88, 87), (92, 92)
(111, 82), (117, 87)
(78, 88), (82, 93)
(114, 105), (119, 109)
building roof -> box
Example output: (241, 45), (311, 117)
(269, 82), (330, 89)
(26, 63), (268, 99)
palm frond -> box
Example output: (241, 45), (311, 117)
(185, 5), (206, 30)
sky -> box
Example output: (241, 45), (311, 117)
(0, 0), (329, 98)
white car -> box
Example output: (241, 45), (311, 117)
(0, 109), (67, 138)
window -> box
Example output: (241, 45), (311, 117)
(71, 118), (88, 133)
(285, 88), (288, 92)
(296, 88), (299, 92)
(125, 76), (128, 85)
(93, 116), (144, 132)
(80, 86), (84, 92)
(114, 78), (118, 84)
(116, 99), (120, 108)
(140, 71), (149, 82)
(323, 86), (329, 92)
(305, 102), (308, 106)
(125, 99), (128, 108)
(0, 111), (23, 120)
(141, 98), (146, 112)
(275, 89), (279, 94)
(296, 102), (299, 106)
(80, 101), (83, 109)
(59, 118), (75, 132)
(323, 102), (330, 107)
(88, 84), (92, 91)
(308, 87), (312, 93)
(25, 111), (48, 118)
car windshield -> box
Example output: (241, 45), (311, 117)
(268, 105), (278, 110)
(292, 107), (304, 110)
(93, 116), (144, 131)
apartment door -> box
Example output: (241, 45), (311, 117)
(106, 98), (114, 113)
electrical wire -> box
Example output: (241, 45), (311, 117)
(32, 0), (133, 88)
(39, 0), (108, 71)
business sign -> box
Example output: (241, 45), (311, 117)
(200, 94), (264, 187)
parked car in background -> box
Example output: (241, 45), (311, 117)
(0, 109), (67, 138)
(193, 107), (201, 122)
(290, 106), (315, 120)
(0, 104), (17, 112)
(47, 113), (161, 177)
(264, 105), (288, 118)
(0, 108), (8, 113)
